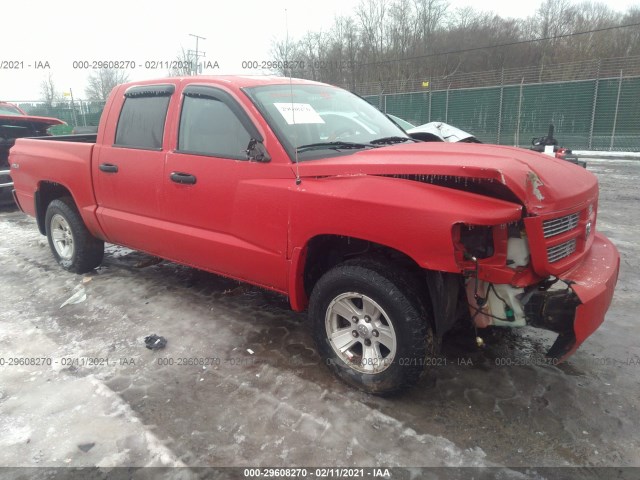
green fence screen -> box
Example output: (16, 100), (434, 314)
(366, 76), (640, 151)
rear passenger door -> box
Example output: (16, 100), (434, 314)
(93, 84), (174, 252)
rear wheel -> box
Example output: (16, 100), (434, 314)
(45, 197), (104, 273)
(309, 258), (434, 395)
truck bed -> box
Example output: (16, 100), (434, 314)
(10, 136), (97, 219)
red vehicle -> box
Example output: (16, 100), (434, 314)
(9, 77), (619, 394)
(0, 101), (65, 205)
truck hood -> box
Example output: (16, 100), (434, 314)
(295, 142), (597, 215)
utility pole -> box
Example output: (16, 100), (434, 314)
(188, 33), (206, 75)
(68, 88), (79, 127)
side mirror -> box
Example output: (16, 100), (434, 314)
(246, 138), (270, 162)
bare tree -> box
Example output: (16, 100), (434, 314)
(40, 73), (61, 106)
(169, 48), (195, 76)
(386, 0), (415, 83)
(532, 0), (573, 75)
(326, 15), (362, 89)
(299, 32), (327, 81)
(85, 69), (130, 102)
(271, 36), (306, 77)
(414, 0), (449, 47)
(569, 2), (623, 60)
(618, 7), (640, 57)
(269, 0), (639, 92)
(357, 0), (388, 61)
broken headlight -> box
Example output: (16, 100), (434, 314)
(457, 224), (494, 260)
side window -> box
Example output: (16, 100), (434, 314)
(114, 87), (172, 149)
(178, 95), (252, 159)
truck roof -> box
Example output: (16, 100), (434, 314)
(119, 75), (329, 91)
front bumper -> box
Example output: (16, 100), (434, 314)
(526, 232), (619, 359)
(559, 232), (619, 358)
(468, 232), (620, 360)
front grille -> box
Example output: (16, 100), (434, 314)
(547, 239), (577, 263)
(543, 212), (580, 238)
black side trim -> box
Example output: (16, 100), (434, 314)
(34, 190), (46, 235)
(30, 134), (97, 143)
(12, 190), (23, 212)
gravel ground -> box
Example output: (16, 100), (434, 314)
(0, 158), (638, 473)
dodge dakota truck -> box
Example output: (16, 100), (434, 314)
(9, 76), (619, 394)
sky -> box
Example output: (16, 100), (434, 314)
(1, 0), (638, 101)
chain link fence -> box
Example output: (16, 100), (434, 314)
(358, 56), (640, 151)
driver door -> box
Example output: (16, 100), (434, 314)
(160, 85), (290, 290)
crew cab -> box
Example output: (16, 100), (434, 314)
(9, 77), (620, 394)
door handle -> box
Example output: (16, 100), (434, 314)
(99, 163), (118, 173)
(170, 172), (197, 185)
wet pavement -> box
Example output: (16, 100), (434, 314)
(0, 158), (638, 470)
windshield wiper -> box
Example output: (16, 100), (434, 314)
(295, 141), (374, 153)
(369, 136), (415, 145)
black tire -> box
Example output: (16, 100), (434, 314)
(45, 197), (104, 274)
(309, 258), (435, 395)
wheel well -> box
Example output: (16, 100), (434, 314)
(35, 182), (73, 235)
(302, 235), (466, 337)
(303, 235), (425, 298)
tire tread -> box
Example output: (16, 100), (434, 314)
(45, 197), (104, 274)
(310, 256), (435, 395)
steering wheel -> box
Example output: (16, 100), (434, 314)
(330, 127), (359, 141)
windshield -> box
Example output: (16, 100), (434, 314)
(0, 103), (25, 116)
(243, 84), (410, 161)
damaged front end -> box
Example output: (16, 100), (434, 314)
(467, 275), (581, 359)
(458, 216), (620, 361)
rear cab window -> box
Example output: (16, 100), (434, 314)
(114, 84), (175, 150)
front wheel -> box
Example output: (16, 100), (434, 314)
(45, 197), (104, 274)
(309, 259), (435, 395)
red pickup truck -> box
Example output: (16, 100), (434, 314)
(9, 76), (619, 394)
